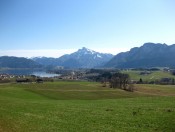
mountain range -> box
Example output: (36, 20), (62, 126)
(32, 47), (114, 68)
(0, 43), (175, 69)
(105, 43), (175, 68)
(0, 56), (41, 68)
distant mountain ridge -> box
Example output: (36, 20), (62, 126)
(0, 56), (41, 68)
(2, 43), (175, 69)
(32, 47), (114, 68)
(105, 43), (175, 68)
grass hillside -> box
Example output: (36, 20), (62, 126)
(0, 81), (175, 131)
(122, 70), (175, 82)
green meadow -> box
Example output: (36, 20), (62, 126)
(0, 81), (175, 131)
(122, 70), (175, 82)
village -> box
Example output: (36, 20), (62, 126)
(1, 68), (175, 85)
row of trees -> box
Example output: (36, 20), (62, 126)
(137, 77), (175, 85)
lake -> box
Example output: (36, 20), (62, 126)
(31, 71), (60, 78)
(0, 69), (60, 78)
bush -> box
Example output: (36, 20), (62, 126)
(126, 84), (134, 92)
(171, 70), (175, 76)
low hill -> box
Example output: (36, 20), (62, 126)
(0, 56), (42, 68)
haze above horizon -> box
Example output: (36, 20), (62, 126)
(0, 0), (175, 57)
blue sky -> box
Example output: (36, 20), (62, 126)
(0, 0), (175, 57)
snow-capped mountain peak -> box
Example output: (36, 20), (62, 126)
(78, 47), (96, 55)
(32, 47), (114, 68)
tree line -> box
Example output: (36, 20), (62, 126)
(87, 71), (133, 92)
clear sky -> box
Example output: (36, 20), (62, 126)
(0, 0), (175, 57)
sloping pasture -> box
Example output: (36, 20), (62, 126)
(0, 81), (174, 131)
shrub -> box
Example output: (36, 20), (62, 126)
(126, 84), (134, 92)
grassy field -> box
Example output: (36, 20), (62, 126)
(0, 81), (175, 132)
(122, 70), (175, 82)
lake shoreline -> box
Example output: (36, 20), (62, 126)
(0, 68), (60, 77)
